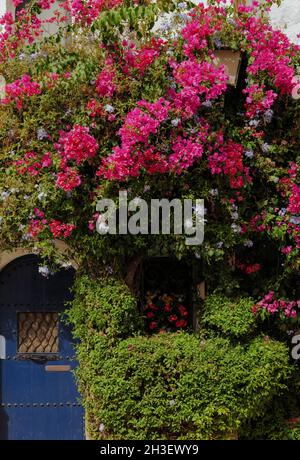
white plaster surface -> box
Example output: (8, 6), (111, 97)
(270, 0), (300, 45)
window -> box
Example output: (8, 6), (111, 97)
(141, 257), (192, 333)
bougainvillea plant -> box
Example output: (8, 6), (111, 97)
(0, 0), (299, 320)
(252, 291), (300, 319)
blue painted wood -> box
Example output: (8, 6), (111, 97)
(0, 255), (84, 440)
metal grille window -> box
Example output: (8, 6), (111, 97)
(18, 312), (59, 354)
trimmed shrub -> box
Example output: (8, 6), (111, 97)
(78, 332), (291, 440)
(67, 274), (142, 343)
(202, 295), (256, 338)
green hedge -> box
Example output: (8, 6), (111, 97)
(202, 295), (256, 338)
(67, 274), (142, 343)
(67, 277), (293, 439)
(78, 333), (291, 440)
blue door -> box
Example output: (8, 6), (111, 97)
(0, 255), (84, 440)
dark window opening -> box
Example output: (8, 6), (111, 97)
(141, 257), (193, 334)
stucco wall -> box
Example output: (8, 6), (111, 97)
(0, 0), (14, 17)
(0, 0), (68, 36)
(270, 0), (300, 45)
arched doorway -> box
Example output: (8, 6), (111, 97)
(0, 254), (84, 440)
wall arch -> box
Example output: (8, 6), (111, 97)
(0, 240), (76, 273)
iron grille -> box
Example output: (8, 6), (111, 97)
(18, 312), (59, 354)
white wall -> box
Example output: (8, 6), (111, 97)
(270, 0), (300, 45)
(0, 0), (14, 17)
(0, 1), (6, 18)
(0, 0), (69, 36)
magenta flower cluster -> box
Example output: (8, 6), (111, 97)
(253, 292), (300, 319)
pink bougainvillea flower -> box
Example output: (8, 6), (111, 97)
(253, 292), (300, 318)
(1, 74), (41, 109)
(49, 220), (76, 238)
(95, 67), (116, 98)
(56, 168), (81, 191)
(208, 141), (251, 189)
(55, 125), (98, 165)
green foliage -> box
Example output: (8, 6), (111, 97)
(94, 1), (179, 39)
(77, 332), (291, 439)
(66, 275), (295, 440)
(67, 274), (142, 343)
(239, 400), (292, 440)
(289, 425), (300, 440)
(238, 367), (300, 440)
(202, 295), (256, 338)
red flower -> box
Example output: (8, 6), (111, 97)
(96, 67), (116, 98)
(164, 303), (172, 312)
(179, 305), (188, 316)
(146, 311), (154, 319)
(49, 220), (75, 238)
(251, 306), (258, 315)
(148, 321), (157, 330)
(28, 219), (45, 238)
(287, 418), (300, 425)
(168, 315), (178, 322)
(175, 319), (187, 328)
(55, 125), (98, 165)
